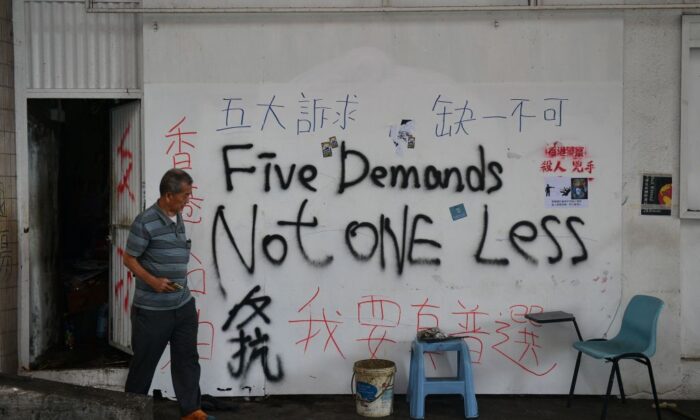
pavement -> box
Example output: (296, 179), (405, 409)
(153, 394), (700, 419)
(0, 373), (152, 420)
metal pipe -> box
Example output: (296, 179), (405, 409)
(84, 2), (700, 13)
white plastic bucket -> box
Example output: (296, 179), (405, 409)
(352, 359), (396, 417)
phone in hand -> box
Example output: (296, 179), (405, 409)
(168, 281), (183, 290)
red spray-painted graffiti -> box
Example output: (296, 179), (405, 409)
(288, 287), (346, 359)
(114, 247), (133, 313)
(356, 295), (401, 359)
(540, 141), (595, 174)
(490, 304), (556, 376)
(412, 298), (441, 369)
(116, 123), (135, 202)
(187, 252), (207, 295)
(287, 289), (560, 376)
(165, 116), (197, 170)
(449, 302), (490, 364)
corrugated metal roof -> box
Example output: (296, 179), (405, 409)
(25, 1), (141, 91)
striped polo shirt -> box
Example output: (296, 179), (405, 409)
(126, 202), (192, 310)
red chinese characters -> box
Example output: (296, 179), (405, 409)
(356, 295), (402, 359)
(161, 116), (213, 363)
(183, 185), (204, 224)
(116, 123), (135, 202)
(288, 287), (346, 359)
(114, 247), (133, 313)
(491, 304), (556, 376)
(165, 117), (197, 170)
(163, 116), (206, 225)
(449, 302), (490, 364)
(187, 252), (206, 295)
(412, 298), (441, 369)
(289, 289), (560, 378)
(541, 141), (594, 174)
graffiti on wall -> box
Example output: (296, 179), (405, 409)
(145, 83), (621, 393)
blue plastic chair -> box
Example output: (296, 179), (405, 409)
(568, 295), (664, 420)
(406, 338), (478, 419)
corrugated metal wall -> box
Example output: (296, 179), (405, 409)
(24, 0), (141, 91)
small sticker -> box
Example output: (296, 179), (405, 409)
(321, 141), (332, 157)
(641, 174), (672, 216)
(389, 118), (416, 156)
(450, 204), (467, 221)
(329, 136), (339, 148)
(571, 178), (588, 200)
(545, 176), (589, 208)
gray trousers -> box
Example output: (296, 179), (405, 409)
(125, 298), (201, 416)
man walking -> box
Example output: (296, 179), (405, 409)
(123, 168), (214, 420)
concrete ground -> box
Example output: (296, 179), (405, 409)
(154, 394), (700, 419)
(0, 373), (152, 420)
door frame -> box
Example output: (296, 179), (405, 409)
(16, 93), (143, 368)
(12, 0), (144, 371)
(14, 87), (143, 369)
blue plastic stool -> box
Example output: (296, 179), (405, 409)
(406, 338), (478, 419)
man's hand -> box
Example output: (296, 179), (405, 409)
(123, 253), (178, 293)
(152, 277), (178, 293)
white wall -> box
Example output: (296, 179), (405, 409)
(623, 10), (700, 397)
(144, 79), (622, 395)
(138, 9), (700, 398)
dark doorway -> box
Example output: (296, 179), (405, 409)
(27, 99), (131, 369)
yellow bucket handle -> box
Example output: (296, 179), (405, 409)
(351, 371), (395, 404)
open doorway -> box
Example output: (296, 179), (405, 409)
(27, 99), (134, 370)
